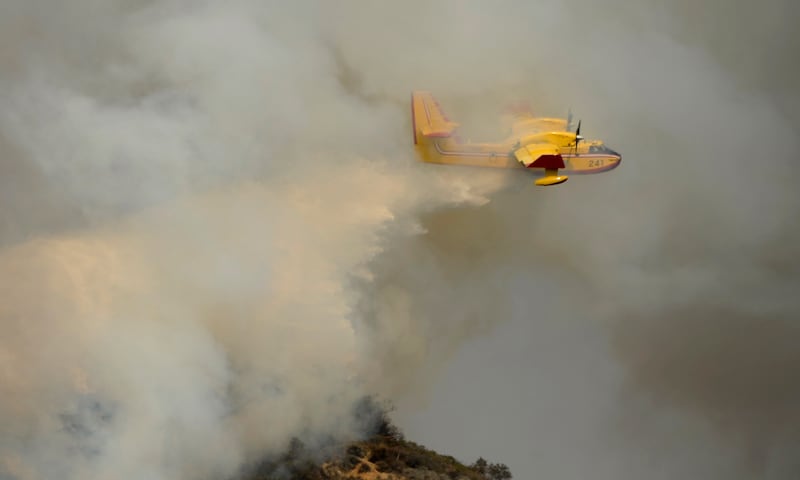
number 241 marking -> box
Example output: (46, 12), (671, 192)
(588, 159), (605, 167)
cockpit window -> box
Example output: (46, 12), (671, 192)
(589, 144), (619, 155)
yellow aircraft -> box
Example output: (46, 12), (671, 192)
(411, 91), (621, 186)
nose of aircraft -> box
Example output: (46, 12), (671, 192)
(606, 154), (621, 171)
(606, 147), (622, 169)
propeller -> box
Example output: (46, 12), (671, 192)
(573, 119), (583, 158)
(566, 108), (573, 131)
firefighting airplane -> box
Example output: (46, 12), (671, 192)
(411, 91), (621, 186)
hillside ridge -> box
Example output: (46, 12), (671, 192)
(241, 399), (512, 480)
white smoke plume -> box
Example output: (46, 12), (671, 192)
(0, 2), (512, 479)
(1, 1), (799, 480)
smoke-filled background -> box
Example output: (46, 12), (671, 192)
(1, 1), (798, 479)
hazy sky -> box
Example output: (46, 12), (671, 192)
(1, 1), (798, 479)
(371, 2), (800, 479)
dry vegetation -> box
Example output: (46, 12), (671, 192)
(240, 397), (512, 480)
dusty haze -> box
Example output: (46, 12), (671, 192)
(1, 1), (799, 480)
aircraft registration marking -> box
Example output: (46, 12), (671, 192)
(588, 158), (605, 167)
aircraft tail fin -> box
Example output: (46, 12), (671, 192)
(411, 91), (460, 144)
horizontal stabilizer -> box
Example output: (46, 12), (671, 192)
(412, 91), (460, 139)
(420, 122), (460, 137)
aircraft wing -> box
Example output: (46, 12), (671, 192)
(412, 91), (460, 138)
(513, 143), (564, 169)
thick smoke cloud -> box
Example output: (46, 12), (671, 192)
(1, 1), (799, 480)
(0, 2), (510, 479)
